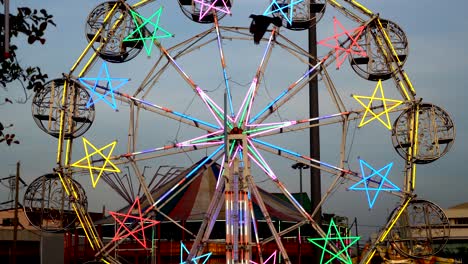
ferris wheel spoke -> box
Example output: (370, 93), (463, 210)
(249, 59), (324, 124)
(245, 140), (322, 232)
(243, 139), (276, 180)
(77, 78), (220, 131)
(246, 112), (350, 138)
(68, 142), (220, 177)
(152, 144), (225, 207)
(119, 134), (225, 166)
(235, 28), (277, 127)
(251, 138), (356, 177)
(213, 14), (234, 117)
(177, 129), (225, 147)
(197, 86), (234, 129)
(154, 41), (233, 127)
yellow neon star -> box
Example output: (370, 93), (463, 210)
(353, 80), (403, 130)
(71, 137), (120, 188)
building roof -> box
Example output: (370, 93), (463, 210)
(449, 202), (468, 210)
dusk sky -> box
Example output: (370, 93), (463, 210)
(1, 0), (467, 238)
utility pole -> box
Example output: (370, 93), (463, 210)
(309, 11), (321, 224)
(309, 9), (322, 264)
(11, 161), (20, 264)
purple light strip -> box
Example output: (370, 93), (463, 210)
(216, 155), (226, 188)
(213, 14), (234, 117)
(276, 180), (310, 216)
(248, 112), (349, 138)
(249, 60), (323, 124)
(124, 130), (223, 158)
(246, 139), (277, 180)
(153, 145), (223, 206)
(196, 86), (228, 128)
(252, 138), (356, 176)
(247, 152), (276, 180)
(227, 145), (241, 168)
(242, 30), (276, 126)
(157, 46), (228, 129)
(82, 80), (219, 130)
(176, 129), (224, 146)
(247, 121), (296, 138)
(234, 77), (257, 125)
(177, 141), (223, 148)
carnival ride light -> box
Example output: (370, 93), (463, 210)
(317, 17), (366, 69)
(124, 6), (173, 56)
(71, 137), (120, 188)
(349, 159), (401, 208)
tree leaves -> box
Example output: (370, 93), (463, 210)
(1, 6), (55, 92)
(0, 123), (19, 146)
(1, 5), (54, 146)
(0, 134), (20, 145)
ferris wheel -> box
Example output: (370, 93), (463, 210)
(28, 0), (455, 263)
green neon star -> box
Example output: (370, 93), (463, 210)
(308, 219), (360, 264)
(124, 6), (173, 56)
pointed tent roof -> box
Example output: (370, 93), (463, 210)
(98, 159), (306, 224)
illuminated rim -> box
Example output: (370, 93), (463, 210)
(31, 78), (95, 139)
(85, 1), (143, 63)
(391, 103), (455, 164)
(177, 0), (232, 24)
(265, 0), (326, 31)
(389, 199), (450, 258)
(349, 19), (409, 81)
(23, 173), (88, 232)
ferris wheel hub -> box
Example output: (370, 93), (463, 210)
(229, 127), (244, 135)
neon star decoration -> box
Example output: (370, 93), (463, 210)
(317, 17), (367, 69)
(263, 0), (304, 25)
(308, 218), (360, 264)
(180, 241), (212, 264)
(353, 80), (404, 130)
(78, 62), (129, 110)
(250, 250), (277, 264)
(123, 6), (173, 56)
(71, 137), (120, 188)
(109, 196), (159, 248)
(349, 159), (400, 208)
(194, 0), (231, 22)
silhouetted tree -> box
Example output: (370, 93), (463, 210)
(0, 1), (55, 145)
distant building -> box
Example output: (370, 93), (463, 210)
(445, 202), (468, 250)
(0, 207), (42, 263)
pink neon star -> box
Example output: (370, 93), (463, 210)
(318, 17), (367, 69)
(109, 197), (159, 248)
(194, 0), (231, 21)
(250, 250), (277, 264)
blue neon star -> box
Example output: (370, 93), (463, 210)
(180, 241), (212, 264)
(263, 0), (304, 25)
(78, 62), (129, 110)
(349, 159), (400, 208)
(124, 7), (173, 56)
